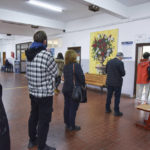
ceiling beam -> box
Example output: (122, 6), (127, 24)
(83, 0), (129, 19)
(0, 8), (66, 30)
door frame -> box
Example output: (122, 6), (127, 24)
(2, 52), (6, 65)
(134, 43), (150, 96)
(68, 46), (81, 64)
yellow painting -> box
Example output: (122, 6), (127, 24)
(21, 51), (26, 61)
(89, 29), (118, 74)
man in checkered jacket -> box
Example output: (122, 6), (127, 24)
(25, 31), (57, 150)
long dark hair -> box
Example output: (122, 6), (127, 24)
(57, 52), (64, 60)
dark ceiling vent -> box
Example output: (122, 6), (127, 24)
(89, 4), (100, 12)
(6, 33), (12, 36)
(31, 25), (39, 29)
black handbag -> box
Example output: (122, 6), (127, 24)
(72, 64), (87, 103)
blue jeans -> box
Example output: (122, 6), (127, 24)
(106, 86), (122, 113)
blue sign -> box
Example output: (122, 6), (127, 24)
(121, 41), (133, 45)
(50, 48), (55, 57)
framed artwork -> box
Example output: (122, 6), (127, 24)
(90, 28), (118, 74)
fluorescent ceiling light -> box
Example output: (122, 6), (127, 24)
(28, 0), (63, 12)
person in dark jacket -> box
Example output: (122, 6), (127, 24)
(25, 31), (57, 150)
(105, 52), (125, 116)
(0, 84), (10, 150)
(62, 50), (85, 131)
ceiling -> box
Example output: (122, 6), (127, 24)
(116, 0), (150, 7)
(0, 0), (104, 22)
(0, 0), (150, 37)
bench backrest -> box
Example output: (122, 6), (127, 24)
(85, 73), (107, 86)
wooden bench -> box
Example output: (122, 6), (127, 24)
(136, 104), (150, 130)
(85, 73), (107, 92)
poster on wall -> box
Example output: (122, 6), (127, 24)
(89, 28), (118, 74)
(11, 52), (14, 58)
(121, 41), (133, 61)
(50, 48), (55, 57)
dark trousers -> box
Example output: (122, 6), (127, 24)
(28, 95), (53, 150)
(63, 93), (79, 128)
(0, 85), (10, 150)
(55, 76), (61, 88)
(106, 86), (122, 112)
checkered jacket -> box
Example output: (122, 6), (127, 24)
(26, 50), (57, 97)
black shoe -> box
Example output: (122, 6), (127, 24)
(69, 125), (81, 131)
(114, 112), (123, 116)
(38, 145), (56, 150)
(105, 109), (112, 113)
(28, 139), (38, 149)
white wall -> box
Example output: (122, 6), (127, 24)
(53, 16), (150, 97)
(2, 14), (150, 97)
(0, 35), (32, 67)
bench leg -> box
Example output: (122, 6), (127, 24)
(136, 113), (150, 130)
(100, 87), (103, 93)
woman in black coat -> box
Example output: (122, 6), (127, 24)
(0, 84), (10, 150)
(62, 50), (85, 131)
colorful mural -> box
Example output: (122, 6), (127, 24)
(89, 29), (118, 74)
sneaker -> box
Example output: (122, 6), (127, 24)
(68, 125), (81, 131)
(114, 112), (123, 116)
(141, 101), (147, 104)
(105, 109), (112, 113)
(28, 139), (38, 149)
(38, 145), (56, 150)
(54, 89), (59, 95)
(56, 89), (60, 93)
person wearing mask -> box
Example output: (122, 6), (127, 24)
(55, 52), (64, 94)
(25, 31), (57, 150)
(136, 52), (150, 104)
(105, 52), (125, 116)
(62, 50), (85, 131)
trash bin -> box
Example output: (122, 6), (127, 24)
(15, 60), (20, 73)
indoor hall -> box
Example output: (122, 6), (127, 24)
(1, 0), (150, 150)
(1, 71), (150, 150)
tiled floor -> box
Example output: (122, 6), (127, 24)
(1, 72), (150, 150)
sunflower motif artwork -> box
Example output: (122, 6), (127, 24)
(89, 29), (118, 74)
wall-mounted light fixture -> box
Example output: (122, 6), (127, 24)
(28, 0), (63, 12)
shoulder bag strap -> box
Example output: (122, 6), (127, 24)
(73, 63), (76, 86)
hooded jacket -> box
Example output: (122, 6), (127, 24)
(137, 59), (150, 84)
(55, 59), (64, 76)
(25, 42), (57, 97)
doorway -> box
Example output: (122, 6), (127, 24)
(3, 52), (6, 65)
(16, 42), (31, 73)
(68, 47), (81, 64)
(134, 43), (150, 100)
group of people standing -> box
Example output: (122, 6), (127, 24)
(25, 30), (126, 150)
(0, 30), (131, 150)
(25, 31), (85, 150)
